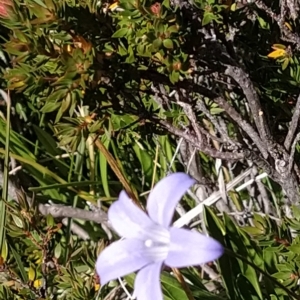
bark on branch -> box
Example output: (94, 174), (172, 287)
(38, 204), (109, 227)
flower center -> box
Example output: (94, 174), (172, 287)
(142, 225), (170, 262)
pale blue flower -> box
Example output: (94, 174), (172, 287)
(96, 173), (224, 300)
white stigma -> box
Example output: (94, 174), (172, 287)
(145, 239), (153, 248)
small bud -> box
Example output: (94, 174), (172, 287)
(150, 2), (161, 15)
(0, 0), (13, 18)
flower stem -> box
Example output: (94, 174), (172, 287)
(225, 248), (300, 300)
(172, 267), (195, 300)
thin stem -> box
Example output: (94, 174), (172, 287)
(151, 143), (159, 190)
(0, 90), (10, 253)
(172, 267), (195, 300)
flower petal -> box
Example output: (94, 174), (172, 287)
(109, 191), (154, 238)
(134, 262), (163, 300)
(147, 173), (195, 227)
(165, 227), (224, 268)
(96, 239), (151, 285)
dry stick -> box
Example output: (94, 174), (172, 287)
(103, 286), (123, 300)
(196, 99), (237, 146)
(6, 178), (105, 240)
(94, 138), (140, 207)
(176, 96), (225, 144)
(224, 66), (270, 146)
(177, 100), (231, 209)
(38, 203), (109, 227)
(177, 100), (225, 145)
(280, 0), (288, 20)
(288, 132), (300, 173)
(213, 97), (269, 159)
(61, 218), (89, 240)
(177, 101), (204, 145)
(286, 0), (299, 20)
(285, 94), (300, 150)
(225, 38), (300, 197)
(255, 1), (300, 50)
(153, 117), (245, 161)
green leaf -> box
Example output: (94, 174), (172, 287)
(112, 28), (128, 38)
(163, 39), (174, 49)
(210, 107), (225, 115)
(1, 240), (8, 261)
(167, 25), (178, 34)
(169, 70), (179, 84)
(236, 275), (261, 300)
(257, 16), (270, 30)
(288, 244), (300, 254)
(118, 44), (127, 56)
(161, 272), (189, 300)
(28, 266), (36, 281)
(32, 124), (62, 156)
(40, 101), (62, 114)
(224, 214), (263, 299)
(45, 89), (68, 103)
(99, 135), (111, 198)
(31, 0), (48, 9)
(282, 58), (289, 71)
(202, 12), (215, 26)
(12, 215), (23, 228)
(153, 38), (163, 50)
(242, 226), (265, 236)
(55, 243), (62, 259)
(46, 214), (55, 227)
(133, 143), (153, 180)
(10, 244), (28, 282)
(203, 207), (235, 297)
(55, 94), (71, 123)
